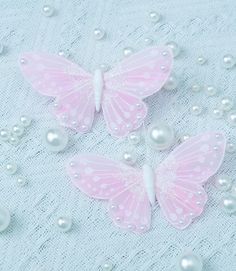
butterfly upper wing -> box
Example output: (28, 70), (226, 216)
(66, 154), (151, 233)
(155, 132), (226, 229)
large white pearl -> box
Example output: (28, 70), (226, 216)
(5, 162), (18, 175)
(0, 207), (11, 232)
(227, 110), (236, 127)
(149, 11), (161, 22)
(44, 128), (68, 152)
(221, 195), (236, 214)
(147, 123), (174, 150)
(166, 41), (180, 58)
(190, 105), (203, 116)
(0, 128), (10, 142)
(205, 85), (217, 96)
(121, 150), (137, 165)
(42, 4), (54, 17)
(214, 175), (232, 191)
(178, 252), (203, 271)
(56, 216), (72, 232)
(163, 74), (178, 90)
(221, 97), (234, 111)
(102, 261), (114, 271)
(123, 47), (134, 57)
(20, 115), (32, 127)
(12, 124), (24, 137)
(94, 28), (105, 40)
(222, 54), (235, 69)
(128, 132), (141, 145)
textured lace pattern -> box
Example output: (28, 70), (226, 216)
(0, 0), (236, 270)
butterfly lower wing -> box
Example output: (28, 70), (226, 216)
(155, 132), (226, 229)
(19, 52), (91, 97)
(53, 84), (95, 132)
(104, 46), (173, 98)
(102, 89), (147, 137)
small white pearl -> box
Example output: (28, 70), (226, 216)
(190, 105), (203, 116)
(178, 252), (203, 271)
(0, 206), (11, 232)
(102, 261), (114, 271)
(221, 97), (234, 111)
(205, 85), (217, 96)
(99, 63), (110, 72)
(221, 195), (236, 214)
(19, 115), (32, 127)
(214, 175), (232, 191)
(226, 141), (236, 153)
(197, 56), (207, 65)
(121, 150), (137, 165)
(58, 50), (69, 58)
(12, 124), (24, 137)
(149, 11), (161, 22)
(93, 28), (105, 40)
(128, 132), (141, 145)
(0, 128), (10, 142)
(191, 84), (201, 93)
(42, 4), (54, 17)
(212, 108), (224, 119)
(147, 123), (175, 150)
(163, 74), (178, 90)
(16, 176), (28, 187)
(56, 216), (72, 232)
(144, 37), (153, 45)
(123, 47), (134, 57)
(0, 44), (4, 55)
(5, 162), (18, 175)
(44, 128), (68, 152)
(222, 54), (235, 69)
(180, 134), (190, 143)
(8, 134), (20, 146)
(227, 110), (236, 127)
(231, 184), (236, 195)
(166, 41), (180, 58)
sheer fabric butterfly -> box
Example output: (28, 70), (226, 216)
(19, 47), (173, 137)
(66, 132), (226, 233)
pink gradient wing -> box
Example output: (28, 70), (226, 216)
(66, 154), (151, 233)
(155, 132), (226, 229)
(102, 90), (147, 137)
(104, 46), (173, 98)
(19, 52), (91, 97)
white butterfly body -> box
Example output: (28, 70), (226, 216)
(142, 164), (156, 206)
(93, 69), (104, 112)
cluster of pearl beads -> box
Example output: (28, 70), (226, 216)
(0, 115), (32, 146)
(214, 175), (236, 214)
(3, 162), (28, 187)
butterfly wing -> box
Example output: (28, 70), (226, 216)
(19, 53), (95, 132)
(102, 46), (173, 137)
(155, 132), (226, 229)
(66, 154), (151, 233)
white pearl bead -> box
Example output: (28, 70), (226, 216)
(0, 207), (11, 232)
(20, 58), (27, 65)
(222, 54), (235, 69)
(123, 47), (134, 57)
(144, 37), (153, 45)
(197, 56), (207, 65)
(19, 115), (32, 127)
(121, 150), (137, 165)
(12, 124), (24, 137)
(42, 4), (54, 17)
(99, 63), (110, 72)
(166, 41), (180, 58)
(163, 74), (178, 90)
(102, 262), (113, 271)
(190, 105), (203, 116)
(93, 28), (105, 40)
(58, 50), (69, 58)
(178, 252), (203, 271)
(191, 84), (201, 93)
(5, 162), (18, 175)
(147, 123), (174, 150)
(205, 85), (217, 96)
(214, 175), (232, 191)
(8, 135), (20, 146)
(0, 128), (10, 142)
(212, 108), (224, 119)
(221, 195), (236, 214)
(221, 97), (234, 111)
(56, 216), (72, 232)
(44, 128), (68, 152)
(226, 141), (236, 153)
(128, 132), (141, 145)
(16, 176), (28, 187)
(227, 110), (236, 127)
(0, 44), (4, 55)
(180, 134), (190, 142)
(149, 11), (161, 22)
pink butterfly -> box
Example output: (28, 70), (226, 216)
(66, 132), (226, 233)
(19, 47), (173, 137)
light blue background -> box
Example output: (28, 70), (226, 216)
(0, 0), (236, 270)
